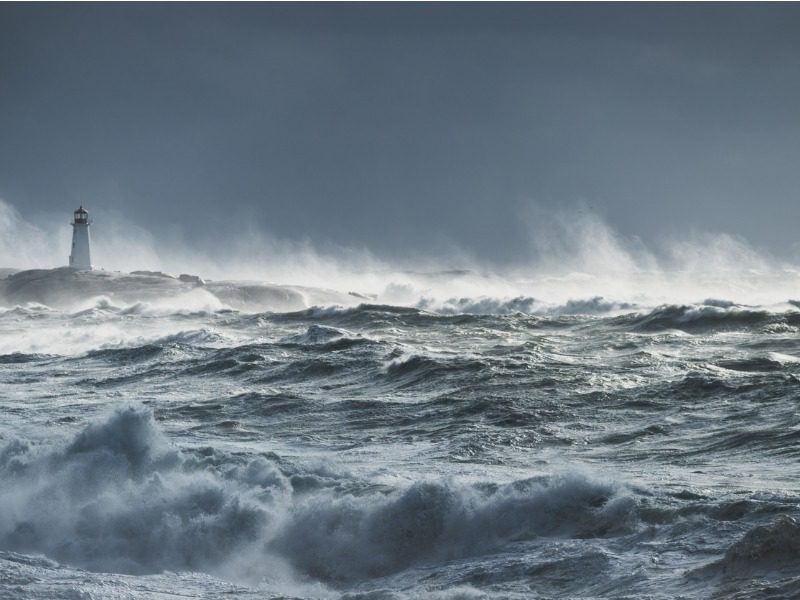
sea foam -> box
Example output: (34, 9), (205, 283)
(0, 406), (640, 584)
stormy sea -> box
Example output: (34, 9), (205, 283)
(2, 263), (800, 599)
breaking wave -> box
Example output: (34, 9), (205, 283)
(0, 407), (641, 584)
(0, 407), (286, 576)
(418, 295), (636, 316)
(276, 473), (638, 582)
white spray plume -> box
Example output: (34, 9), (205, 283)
(2, 197), (800, 310)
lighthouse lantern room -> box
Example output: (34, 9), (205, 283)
(69, 206), (93, 270)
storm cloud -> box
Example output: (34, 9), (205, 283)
(1, 3), (799, 267)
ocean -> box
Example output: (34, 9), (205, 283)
(2, 266), (800, 599)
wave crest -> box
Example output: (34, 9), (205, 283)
(0, 407), (641, 585)
(0, 407), (284, 575)
(276, 474), (638, 582)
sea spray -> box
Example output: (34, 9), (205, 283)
(1, 406), (642, 585)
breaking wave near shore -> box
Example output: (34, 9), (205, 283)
(3, 262), (800, 599)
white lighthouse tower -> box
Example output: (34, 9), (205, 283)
(69, 206), (92, 270)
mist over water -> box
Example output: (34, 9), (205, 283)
(3, 196), (800, 598)
(3, 198), (798, 309)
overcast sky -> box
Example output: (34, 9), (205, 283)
(2, 3), (799, 265)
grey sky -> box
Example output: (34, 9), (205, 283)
(2, 3), (799, 265)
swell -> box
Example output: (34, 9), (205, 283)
(382, 353), (489, 391)
(621, 302), (800, 333)
(687, 514), (800, 596)
(0, 352), (55, 364)
(277, 324), (382, 352)
(85, 344), (167, 363)
(79, 330), (223, 364)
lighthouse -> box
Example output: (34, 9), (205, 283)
(69, 206), (92, 270)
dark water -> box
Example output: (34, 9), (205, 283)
(2, 281), (800, 599)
